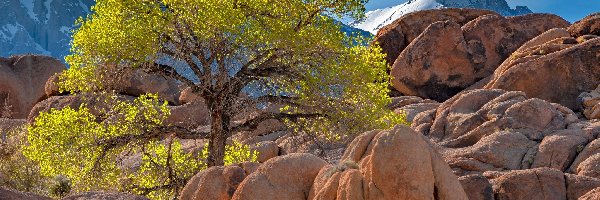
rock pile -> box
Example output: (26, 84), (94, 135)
(385, 11), (569, 101)
(181, 126), (469, 200)
(0, 55), (65, 118)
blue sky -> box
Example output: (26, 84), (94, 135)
(365, 0), (600, 22)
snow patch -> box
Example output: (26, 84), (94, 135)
(59, 26), (71, 34)
(44, 0), (54, 22)
(78, 0), (90, 14)
(19, 0), (38, 21)
(1, 23), (22, 41)
(352, 0), (444, 34)
(3, 24), (20, 36)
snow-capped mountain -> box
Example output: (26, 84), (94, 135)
(0, 0), (94, 61)
(352, 0), (532, 34)
(0, 0), (370, 63)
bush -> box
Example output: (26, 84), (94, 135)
(23, 93), (258, 199)
(0, 127), (51, 197)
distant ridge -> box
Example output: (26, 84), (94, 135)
(351, 0), (532, 34)
(0, 0), (94, 61)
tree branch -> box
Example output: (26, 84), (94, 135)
(231, 112), (324, 133)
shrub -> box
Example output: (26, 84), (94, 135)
(0, 127), (50, 197)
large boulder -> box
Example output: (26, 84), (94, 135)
(569, 138), (600, 173)
(165, 100), (210, 128)
(485, 37), (600, 110)
(531, 131), (588, 171)
(0, 187), (51, 200)
(374, 8), (496, 65)
(577, 154), (600, 179)
(107, 69), (182, 105)
(0, 55), (65, 118)
(513, 28), (572, 54)
(389, 96), (440, 123)
(492, 168), (566, 200)
(444, 130), (537, 172)
(565, 174), (600, 200)
(420, 89), (578, 147)
(411, 89), (600, 175)
(250, 141), (280, 163)
(457, 170), (600, 200)
(44, 73), (62, 97)
(580, 187), (600, 200)
(231, 153), (327, 200)
(391, 14), (569, 101)
(179, 165), (247, 200)
(27, 94), (132, 124)
(578, 85), (600, 119)
(568, 13), (600, 37)
(28, 93), (209, 128)
(63, 191), (149, 200)
(310, 125), (468, 200)
(458, 174), (493, 200)
(391, 19), (472, 101)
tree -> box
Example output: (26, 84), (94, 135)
(62, 0), (405, 167)
(24, 93), (258, 198)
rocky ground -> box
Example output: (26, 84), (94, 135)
(0, 8), (599, 200)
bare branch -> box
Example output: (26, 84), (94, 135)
(231, 112), (324, 133)
(144, 63), (195, 87)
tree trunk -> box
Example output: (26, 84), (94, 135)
(207, 107), (229, 167)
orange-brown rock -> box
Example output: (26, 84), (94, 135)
(411, 89), (594, 175)
(514, 28), (572, 53)
(310, 125), (468, 200)
(0, 187), (51, 200)
(391, 14), (569, 101)
(27, 94), (133, 124)
(250, 141), (279, 163)
(577, 154), (600, 179)
(390, 19), (475, 101)
(231, 153), (327, 200)
(485, 37), (600, 110)
(394, 102), (440, 122)
(106, 68), (182, 105)
(389, 96), (440, 123)
(179, 165), (246, 200)
(179, 86), (202, 105)
(578, 85), (600, 119)
(458, 174), (493, 200)
(44, 73), (62, 97)
(532, 131), (588, 171)
(0, 55), (65, 118)
(462, 14), (569, 72)
(565, 174), (600, 200)
(63, 191), (149, 200)
(166, 100), (210, 128)
(580, 187), (600, 200)
(374, 8), (496, 65)
(492, 168), (566, 200)
(388, 96), (424, 109)
(568, 13), (600, 37)
(444, 131), (537, 172)
(569, 138), (600, 173)
(422, 89), (577, 147)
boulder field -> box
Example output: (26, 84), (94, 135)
(0, 8), (599, 200)
(181, 126), (469, 200)
(178, 10), (600, 200)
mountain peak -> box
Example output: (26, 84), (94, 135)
(0, 0), (94, 61)
(352, 0), (532, 34)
